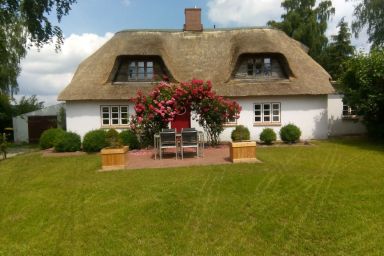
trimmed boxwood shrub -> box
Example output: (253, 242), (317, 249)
(231, 125), (250, 142)
(39, 128), (65, 149)
(106, 128), (122, 148)
(119, 130), (140, 150)
(280, 124), (301, 143)
(82, 129), (108, 152)
(260, 128), (277, 145)
(54, 131), (81, 152)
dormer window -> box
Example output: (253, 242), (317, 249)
(128, 61), (153, 80)
(234, 54), (289, 80)
(112, 56), (172, 83)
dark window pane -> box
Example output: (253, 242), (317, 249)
(146, 67), (154, 79)
(255, 111), (261, 115)
(247, 63), (253, 76)
(120, 107), (128, 112)
(254, 105), (261, 110)
(112, 107), (119, 112)
(129, 67), (136, 79)
(112, 119), (119, 125)
(264, 116), (270, 122)
(273, 116), (279, 122)
(103, 119), (109, 125)
(255, 59), (262, 74)
(255, 116), (261, 122)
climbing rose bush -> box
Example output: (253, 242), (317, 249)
(130, 80), (241, 146)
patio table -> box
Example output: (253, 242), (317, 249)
(154, 131), (204, 159)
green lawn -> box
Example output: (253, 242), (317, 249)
(0, 138), (383, 255)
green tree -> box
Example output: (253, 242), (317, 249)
(322, 18), (355, 80)
(13, 95), (44, 116)
(268, 0), (335, 60)
(0, 0), (77, 96)
(339, 49), (384, 140)
(351, 0), (384, 48)
(0, 93), (12, 133)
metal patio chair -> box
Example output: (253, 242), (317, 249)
(180, 129), (199, 159)
(162, 128), (176, 133)
(159, 130), (178, 159)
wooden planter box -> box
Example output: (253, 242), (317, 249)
(100, 146), (129, 171)
(230, 141), (257, 163)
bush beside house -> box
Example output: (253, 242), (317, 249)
(39, 128), (65, 149)
(119, 130), (140, 150)
(280, 124), (302, 143)
(231, 125), (250, 142)
(259, 128), (277, 145)
(83, 129), (108, 153)
(54, 132), (81, 152)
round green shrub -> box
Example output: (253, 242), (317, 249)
(280, 124), (301, 143)
(54, 131), (81, 152)
(260, 128), (277, 145)
(39, 128), (65, 149)
(119, 130), (140, 150)
(231, 125), (250, 142)
(82, 129), (108, 152)
(106, 128), (122, 148)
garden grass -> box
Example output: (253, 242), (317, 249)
(0, 138), (383, 255)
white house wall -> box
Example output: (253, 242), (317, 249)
(193, 95), (329, 141)
(66, 101), (134, 139)
(327, 94), (366, 136)
(67, 96), (328, 142)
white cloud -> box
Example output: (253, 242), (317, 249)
(17, 32), (113, 106)
(207, 0), (370, 50)
(207, 0), (283, 27)
(325, 0), (371, 51)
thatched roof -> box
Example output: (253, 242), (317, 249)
(58, 27), (334, 101)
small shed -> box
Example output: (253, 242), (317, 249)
(12, 103), (66, 143)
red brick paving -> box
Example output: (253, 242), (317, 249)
(125, 144), (233, 170)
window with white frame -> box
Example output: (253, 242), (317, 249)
(101, 106), (129, 126)
(342, 105), (356, 117)
(225, 115), (237, 125)
(254, 103), (281, 123)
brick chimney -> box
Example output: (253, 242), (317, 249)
(184, 8), (203, 32)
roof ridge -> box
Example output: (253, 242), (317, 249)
(115, 26), (276, 34)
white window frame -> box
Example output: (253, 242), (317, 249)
(224, 115), (238, 126)
(254, 102), (281, 124)
(101, 106), (129, 126)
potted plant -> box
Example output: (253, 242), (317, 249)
(100, 129), (129, 171)
(229, 125), (257, 163)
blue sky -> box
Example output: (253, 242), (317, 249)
(58, 0), (215, 35)
(17, 0), (368, 106)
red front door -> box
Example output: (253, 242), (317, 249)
(171, 110), (191, 132)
